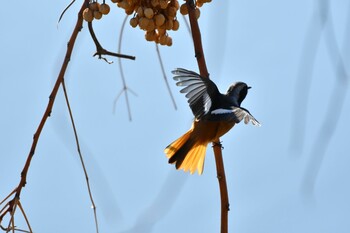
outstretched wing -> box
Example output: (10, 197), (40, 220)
(211, 107), (261, 126)
(172, 68), (221, 119)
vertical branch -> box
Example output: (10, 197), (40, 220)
(212, 142), (229, 233)
(186, 0), (208, 77)
(186, 1), (229, 233)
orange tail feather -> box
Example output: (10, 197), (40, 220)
(164, 125), (207, 175)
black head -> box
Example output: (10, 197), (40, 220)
(226, 82), (251, 106)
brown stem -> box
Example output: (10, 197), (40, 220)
(88, 22), (136, 61)
(213, 141), (230, 233)
(62, 78), (99, 233)
(186, 1), (229, 233)
(1, 0), (89, 230)
(17, 201), (33, 233)
(15, 0), (87, 200)
(186, 0), (208, 77)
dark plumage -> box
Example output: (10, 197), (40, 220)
(165, 68), (260, 174)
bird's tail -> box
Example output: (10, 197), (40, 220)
(164, 127), (207, 175)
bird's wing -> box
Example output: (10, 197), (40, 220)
(210, 107), (261, 126)
(172, 68), (220, 119)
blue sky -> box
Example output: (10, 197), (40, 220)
(1, 1), (350, 233)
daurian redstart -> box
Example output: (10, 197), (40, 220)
(165, 68), (260, 174)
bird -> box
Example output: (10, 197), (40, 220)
(164, 68), (260, 175)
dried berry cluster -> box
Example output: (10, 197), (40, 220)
(112, 0), (179, 46)
(83, 1), (111, 22)
(83, 0), (212, 46)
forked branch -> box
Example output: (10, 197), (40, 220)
(0, 0), (96, 231)
(88, 22), (135, 61)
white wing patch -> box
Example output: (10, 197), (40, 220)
(212, 108), (261, 127)
(211, 108), (232, 115)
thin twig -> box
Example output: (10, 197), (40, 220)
(155, 43), (177, 110)
(9, 198), (18, 233)
(0, 221), (9, 231)
(0, 189), (16, 206)
(186, 0), (229, 232)
(113, 15), (137, 121)
(0, 205), (10, 221)
(118, 16), (133, 121)
(88, 22), (136, 61)
(62, 78), (99, 233)
(57, 0), (77, 27)
(0, 0), (89, 230)
(11, 229), (30, 233)
(10, 216), (15, 233)
(17, 201), (33, 233)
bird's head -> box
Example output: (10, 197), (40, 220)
(226, 82), (251, 106)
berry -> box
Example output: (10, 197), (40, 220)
(99, 3), (110, 15)
(83, 8), (94, 22)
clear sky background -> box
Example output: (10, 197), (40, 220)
(1, 1), (350, 233)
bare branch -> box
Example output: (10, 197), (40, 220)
(0, 189), (16, 206)
(57, 0), (77, 27)
(113, 15), (138, 121)
(186, 0), (208, 77)
(62, 78), (99, 233)
(155, 43), (177, 110)
(186, 0), (229, 232)
(88, 22), (135, 61)
(17, 201), (33, 233)
(0, 0), (90, 230)
(212, 141), (230, 233)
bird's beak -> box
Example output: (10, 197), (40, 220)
(248, 86), (252, 89)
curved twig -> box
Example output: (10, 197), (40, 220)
(57, 0), (76, 27)
(88, 22), (136, 61)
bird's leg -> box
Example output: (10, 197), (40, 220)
(212, 141), (224, 150)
